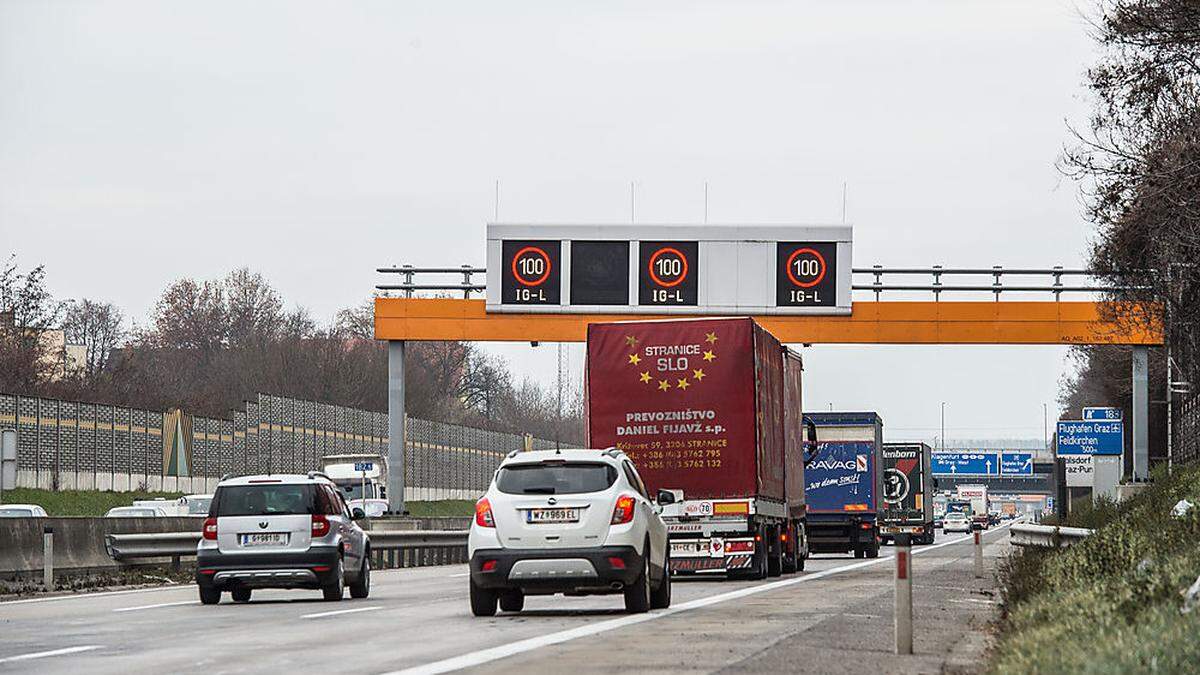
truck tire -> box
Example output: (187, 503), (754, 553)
(797, 522), (808, 572)
(767, 525), (783, 578)
(854, 548), (865, 559)
(470, 577), (498, 617)
(866, 538), (880, 559)
(782, 523), (798, 574)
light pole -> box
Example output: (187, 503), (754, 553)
(1043, 403), (1048, 454)
(940, 402), (946, 452)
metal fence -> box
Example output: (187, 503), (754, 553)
(0, 392), (551, 499)
(1175, 393), (1200, 467)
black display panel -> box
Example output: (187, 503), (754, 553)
(501, 240), (561, 305)
(776, 242), (837, 307)
(638, 241), (698, 306)
(570, 241), (629, 305)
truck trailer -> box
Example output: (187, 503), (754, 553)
(586, 317), (809, 579)
(880, 442), (936, 545)
(957, 484), (990, 529)
(803, 412), (885, 558)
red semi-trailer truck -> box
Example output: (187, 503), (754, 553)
(586, 317), (809, 579)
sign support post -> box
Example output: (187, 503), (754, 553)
(972, 523), (984, 579)
(387, 340), (407, 515)
(1132, 346), (1149, 481)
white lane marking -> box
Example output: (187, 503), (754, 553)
(0, 585), (192, 607)
(112, 601), (198, 613)
(0, 645), (103, 664)
(949, 598), (998, 605)
(447, 573), (470, 578)
(302, 605), (383, 619)
(382, 527), (1007, 675)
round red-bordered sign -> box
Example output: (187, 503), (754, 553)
(511, 246), (552, 287)
(647, 247), (689, 288)
(785, 247), (826, 288)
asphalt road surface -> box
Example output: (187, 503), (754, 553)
(0, 526), (1011, 674)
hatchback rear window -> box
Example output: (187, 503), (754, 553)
(213, 484), (317, 516)
(495, 462), (617, 495)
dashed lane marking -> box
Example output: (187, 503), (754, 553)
(0, 646), (103, 664)
(302, 605), (383, 619)
(112, 601), (198, 613)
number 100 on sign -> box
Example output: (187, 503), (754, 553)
(776, 242), (836, 307)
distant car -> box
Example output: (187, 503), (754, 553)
(180, 494), (214, 516)
(933, 516), (944, 529)
(468, 447), (671, 617)
(943, 512), (971, 533)
(105, 506), (168, 517)
(0, 504), (48, 518)
(133, 498), (177, 514)
(347, 498), (388, 519)
(195, 472), (371, 605)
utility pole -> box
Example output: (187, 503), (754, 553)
(1043, 403), (1048, 454)
(940, 402), (946, 451)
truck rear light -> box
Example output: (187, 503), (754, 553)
(607, 556), (626, 570)
(475, 498), (495, 528)
(311, 514), (331, 538)
(859, 522), (872, 530)
(481, 559), (498, 572)
(754, 533), (762, 542)
(780, 532), (788, 542)
(202, 517), (218, 540)
(726, 540), (755, 553)
(611, 495), (636, 525)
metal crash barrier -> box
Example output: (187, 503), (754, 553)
(1009, 523), (1094, 548)
(105, 530), (470, 569)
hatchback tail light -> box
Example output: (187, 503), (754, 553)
(475, 498), (495, 528)
(202, 517), (218, 540)
(311, 514), (331, 538)
(611, 495), (636, 525)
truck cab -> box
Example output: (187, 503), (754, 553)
(319, 454), (388, 502)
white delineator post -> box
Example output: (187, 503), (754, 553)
(43, 526), (54, 591)
(973, 523), (984, 579)
(894, 533), (913, 655)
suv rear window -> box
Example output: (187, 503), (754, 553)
(495, 462), (617, 495)
(213, 484), (318, 516)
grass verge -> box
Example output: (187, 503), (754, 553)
(991, 463), (1200, 673)
(403, 500), (475, 518)
(2, 487), (184, 516)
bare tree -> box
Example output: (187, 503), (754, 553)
(62, 298), (126, 379)
(225, 268), (283, 347)
(0, 255), (65, 391)
(146, 278), (228, 355)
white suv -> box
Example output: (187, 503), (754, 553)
(195, 473), (371, 604)
(468, 448), (672, 616)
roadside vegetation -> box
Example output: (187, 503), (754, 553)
(992, 462), (1200, 673)
(4, 487), (184, 516)
(401, 500), (474, 518)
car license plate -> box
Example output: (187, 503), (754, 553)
(239, 533), (288, 547)
(671, 540), (708, 556)
(525, 508), (580, 523)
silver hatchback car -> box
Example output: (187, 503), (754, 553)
(196, 472), (371, 604)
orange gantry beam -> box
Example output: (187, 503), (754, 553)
(374, 298), (1162, 345)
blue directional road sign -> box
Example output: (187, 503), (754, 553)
(1000, 451), (1034, 476)
(354, 461), (375, 472)
(1082, 407), (1122, 421)
(931, 452), (1000, 476)
(1057, 420), (1123, 456)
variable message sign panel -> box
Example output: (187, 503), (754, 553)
(486, 224), (852, 314)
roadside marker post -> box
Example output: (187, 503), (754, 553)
(894, 533), (913, 655)
(972, 523), (983, 579)
(43, 526), (54, 591)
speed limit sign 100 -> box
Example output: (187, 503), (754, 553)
(776, 242), (836, 307)
(501, 240), (561, 305)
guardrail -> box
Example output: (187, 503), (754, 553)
(1009, 523), (1095, 548)
(376, 264), (1150, 300)
(105, 530), (470, 569)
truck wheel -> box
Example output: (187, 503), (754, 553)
(767, 526), (783, 578)
(470, 578), (498, 617)
(782, 523), (798, 575)
(866, 539), (880, 559)
(797, 523), (808, 572)
(854, 548), (865, 559)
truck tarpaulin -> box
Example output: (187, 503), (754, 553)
(586, 317), (786, 501)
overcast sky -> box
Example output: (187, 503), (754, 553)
(1, 0), (1103, 442)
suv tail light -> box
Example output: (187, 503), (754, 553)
(202, 517), (218, 540)
(311, 514), (331, 538)
(611, 495), (636, 525)
(475, 498), (495, 528)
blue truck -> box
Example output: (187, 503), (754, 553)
(803, 412), (885, 558)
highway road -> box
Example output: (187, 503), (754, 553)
(0, 526), (1011, 674)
